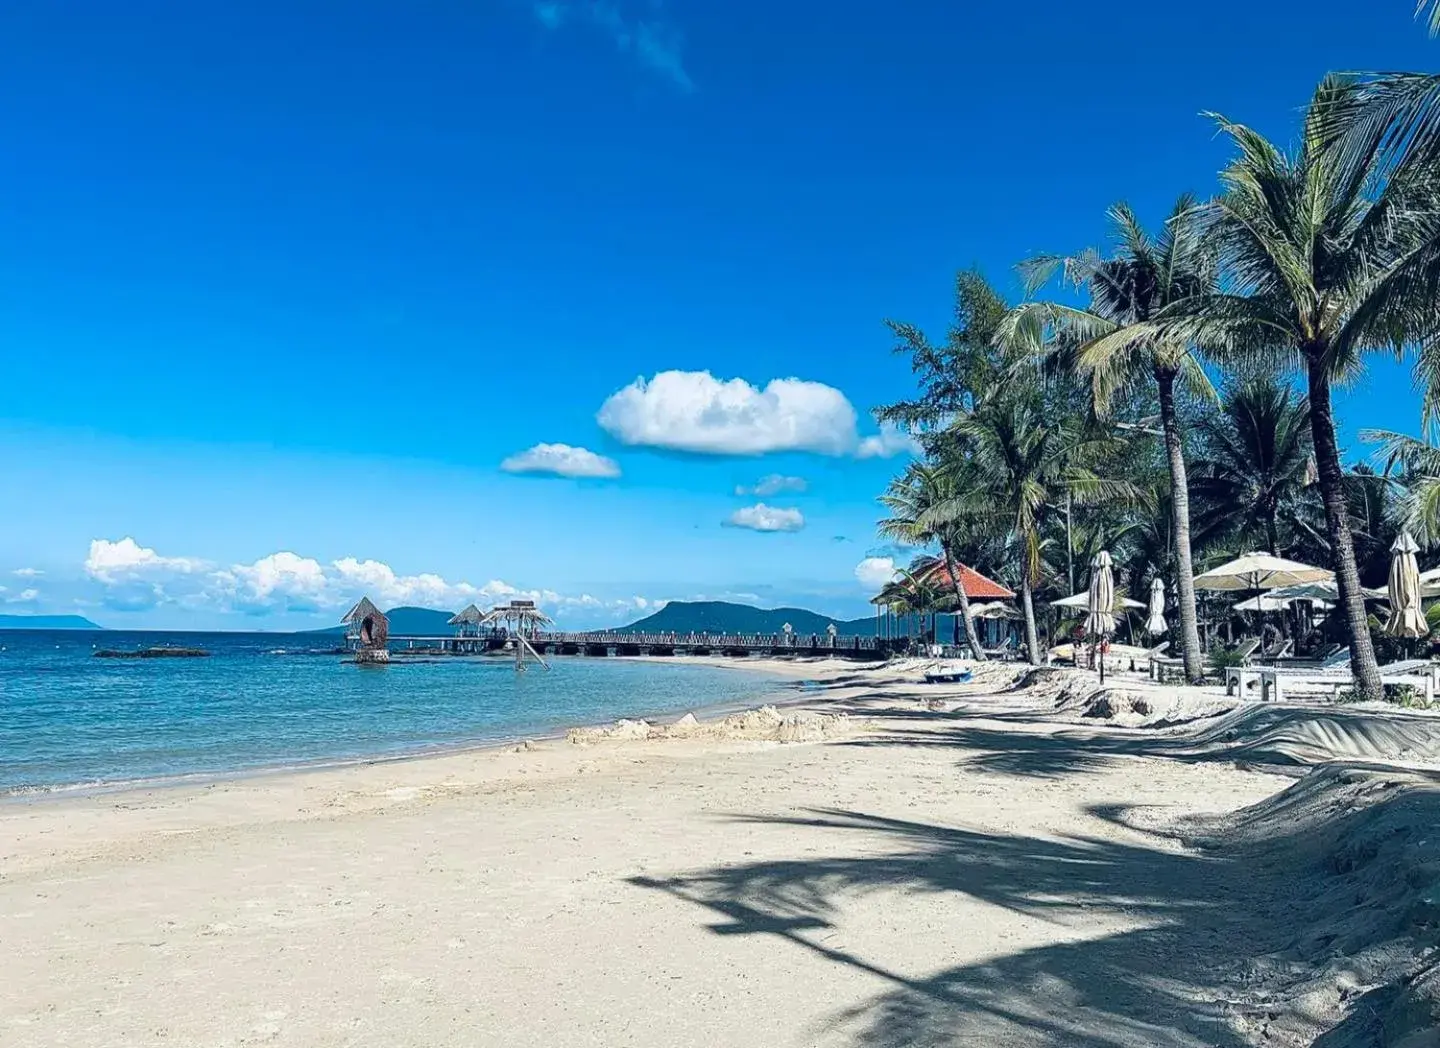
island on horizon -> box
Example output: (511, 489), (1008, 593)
(0, 613), (104, 630)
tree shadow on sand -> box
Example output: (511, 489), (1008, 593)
(627, 806), (1294, 1047)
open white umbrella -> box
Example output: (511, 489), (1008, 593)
(1235, 593), (1332, 613)
(1268, 580), (1386, 603)
(969, 601), (1023, 620)
(1193, 552), (1332, 592)
(1051, 592), (1146, 611)
(1145, 577), (1167, 637)
(1418, 566), (1440, 598)
(1385, 531), (1429, 640)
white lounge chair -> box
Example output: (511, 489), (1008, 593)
(1257, 657), (1438, 703)
(1227, 643), (1346, 697)
(983, 637), (1013, 660)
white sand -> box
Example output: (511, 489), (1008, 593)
(3, 657), (1439, 1046)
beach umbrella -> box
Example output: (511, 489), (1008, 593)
(1145, 577), (1167, 637)
(1087, 552), (1116, 682)
(1385, 531), (1429, 640)
(1234, 593), (1333, 612)
(970, 601), (1023, 620)
(1050, 592), (1146, 610)
(1267, 580), (1386, 603)
(1418, 566), (1440, 598)
(1193, 552), (1332, 592)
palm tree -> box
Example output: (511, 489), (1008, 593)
(878, 461), (989, 659)
(1004, 198), (1215, 683)
(1191, 379), (1315, 556)
(1108, 77), (1440, 700)
(1362, 429), (1440, 546)
(921, 396), (1137, 665)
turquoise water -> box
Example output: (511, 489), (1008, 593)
(0, 630), (781, 793)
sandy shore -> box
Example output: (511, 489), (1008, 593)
(4, 657), (1439, 1046)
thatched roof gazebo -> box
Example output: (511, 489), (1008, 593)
(342, 596), (389, 663)
(448, 604), (484, 637)
(482, 600), (553, 671)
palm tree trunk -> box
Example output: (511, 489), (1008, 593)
(1156, 370), (1204, 683)
(1307, 358), (1382, 701)
(941, 544), (986, 661)
(1020, 573), (1041, 666)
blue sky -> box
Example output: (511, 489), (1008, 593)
(0, 1), (1435, 630)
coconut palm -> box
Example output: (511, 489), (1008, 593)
(1099, 77), (1440, 700)
(878, 461), (989, 659)
(1004, 198), (1216, 682)
(921, 396), (1139, 665)
(1191, 379), (1316, 557)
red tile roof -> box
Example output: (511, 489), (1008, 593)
(921, 562), (1015, 600)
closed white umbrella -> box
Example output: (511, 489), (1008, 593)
(1085, 552), (1117, 638)
(1385, 531), (1429, 640)
(1087, 552), (1116, 682)
(1145, 577), (1167, 637)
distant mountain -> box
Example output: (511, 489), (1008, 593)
(305, 606), (458, 636)
(612, 600), (876, 636)
(0, 614), (103, 630)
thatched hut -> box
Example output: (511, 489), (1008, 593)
(481, 599), (554, 637)
(448, 604), (484, 638)
(342, 596), (389, 662)
(481, 600), (554, 671)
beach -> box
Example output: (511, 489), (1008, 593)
(4, 658), (1440, 1047)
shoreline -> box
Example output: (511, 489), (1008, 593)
(0, 653), (864, 806)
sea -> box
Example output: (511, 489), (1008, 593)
(0, 630), (782, 795)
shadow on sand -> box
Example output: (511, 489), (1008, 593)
(629, 804), (1277, 1047)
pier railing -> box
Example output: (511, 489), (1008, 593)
(377, 630), (894, 658)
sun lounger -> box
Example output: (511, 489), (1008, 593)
(983, 637), (1013, 661)
(1226, 647), (1347, 696)
(1256, 657), (1437, 703)
(1222, 638), (1293, 695)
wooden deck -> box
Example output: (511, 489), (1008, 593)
(375, 631), (890, 658)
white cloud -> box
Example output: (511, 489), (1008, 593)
(599, 370), (860, 456)
(85, 538), (205, 582)
(597, 370), (915, 460)
(79, 538), (657, 626)
(5, 587), (39, 604)
(724, 503), (806, 533)
(531, 1), (693, 91)
(854, 556), (897, 590)
(856, 421), (923, 460)
(737, 474), (807, 497)
(12, 568), (43, 578)
(500, 443), (621, 479)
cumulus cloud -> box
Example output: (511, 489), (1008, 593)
(5, 587), (39, 604)
(12, 567), (43, 578)
(500, 443), (621, 479)
(724, 503), (806, 533)
(857, 421), (923, 460)
(530, 1), (693, 91)
(599, 370), (860, 456)
(597, 370), (915, 459)
(85, 538), (205, 582)
(79, 538), (655, 625)
(854, 556), (897, 590)
(736, 474), (807, 497)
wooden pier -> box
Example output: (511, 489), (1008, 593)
(374, 630), (891, 659)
